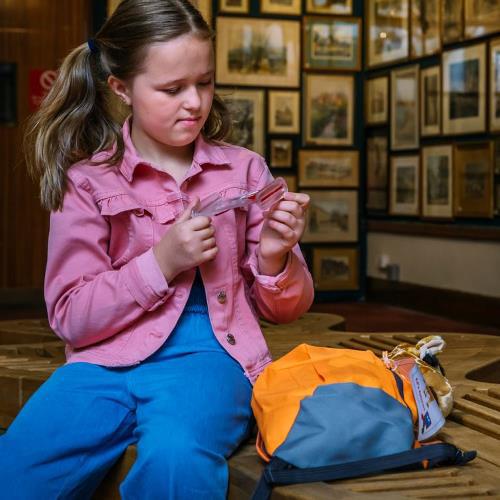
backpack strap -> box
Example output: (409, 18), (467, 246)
(251, 443), (476, 500)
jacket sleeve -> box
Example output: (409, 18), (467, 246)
(44, 174), (173, 348)
(240, 156), (315, 323)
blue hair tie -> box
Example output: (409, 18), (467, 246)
(87, 38), (99, 55)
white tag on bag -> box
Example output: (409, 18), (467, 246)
(410, 364), (446, 441)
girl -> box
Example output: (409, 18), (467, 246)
(0, 0), (314, 498)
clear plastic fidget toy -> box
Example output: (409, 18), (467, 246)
(192, 177), (288, 218)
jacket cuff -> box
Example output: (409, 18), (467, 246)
(123, 248), (173, 311)
(250, 251), (296, 291)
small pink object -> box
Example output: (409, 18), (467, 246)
(192, 177), (288, 217)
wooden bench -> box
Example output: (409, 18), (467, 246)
(0, 314), (499, 498)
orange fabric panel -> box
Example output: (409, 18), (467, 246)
(251, 344), (417, 457)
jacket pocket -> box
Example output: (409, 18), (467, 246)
(98, 194), (155, 268)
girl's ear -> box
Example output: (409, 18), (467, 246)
(107, 75), (132, 105)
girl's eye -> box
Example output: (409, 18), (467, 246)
(198, 80), (213, 87)
(164, 87), (180, 95)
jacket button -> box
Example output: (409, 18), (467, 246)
(226, 333), (236, 345)
(217, 291), (227, 304)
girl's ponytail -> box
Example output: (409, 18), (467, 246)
(24, 42), (126, 211)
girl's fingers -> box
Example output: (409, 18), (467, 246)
(268, 210), (298, 228)
(202, 237), (217, 250)
(283, 191), (310, 207)
(267, 219), (296, 240)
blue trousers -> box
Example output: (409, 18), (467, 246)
(0, 289), (253, 499)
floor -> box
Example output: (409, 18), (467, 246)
(2, 301), (499, 336)
(310, 301), (500, 336)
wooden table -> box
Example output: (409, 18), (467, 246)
(0, 314), (498, 499)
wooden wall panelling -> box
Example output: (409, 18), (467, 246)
(0, 0), (91, 289)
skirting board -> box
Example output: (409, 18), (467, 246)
(367, 278), (500, 331)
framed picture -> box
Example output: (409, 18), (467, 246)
(365, 76), (388, 125)
(218, 88), (265, 155)
(442, 43), (486, 135)
(301, 190), (358, 243)
(389, 155), (420, 216)
(453, 142), (494, 218)
(216, 17), (300, 88)
(367, 189), (388, 212)
(261, 0), (301, 15)
(195, 0), (213, 23)
(268, 90), (300, 134)
(312, 247), (359, 291)
(303, 16), (361, 71)
(303, 73), (354, 146)
(298, 150), (359, 188)
(420, 66), (441, 136)
(219, 0), (249, 14)
(366, 136), (388, 189)
(281, 175), (297, 192)
(306, 0), (352, 15)
(270, 139), (293, 168)
(422, 145), (453, 219)
(391, 65), (419, 150)
(442, 0), (463, 44)
(366, 0), (410, 68)
(465, 0), (500, 39)
(411, 0), (441, 58)
(490, 38), (500, 132)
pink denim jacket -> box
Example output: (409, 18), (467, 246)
(44, 120), (314, 383)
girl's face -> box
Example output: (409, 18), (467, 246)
(120, 34), (215, 150)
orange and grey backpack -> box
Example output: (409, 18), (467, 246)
(250, 343), (475, 499)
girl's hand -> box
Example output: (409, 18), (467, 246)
(153, 198), (218, 282)
(258, 191), (310, 276)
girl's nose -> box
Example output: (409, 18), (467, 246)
(184, 86), (201, 110)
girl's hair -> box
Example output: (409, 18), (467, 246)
(25, 0), (231, 211)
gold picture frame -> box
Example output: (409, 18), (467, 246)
(281, 175), (298, 192)
(270, 139), (293, 168)
(216, 17), (300, 88)
(313, 247), (359, 291)
(298, 150), (359, 188)
(442, 43), (486, 135)
(303, 73), (354, 146)
(301, 190), (358, 243)
(421, 145), (453, 219)
(411, 0), (441, 58)
(442, 0), (463, 44)
(261, 0), (301, 15)
(391, 65), (419, 151)
(366, 0), (410, 68)
(490, 38), (500, 132)
(303, 16), (361, 71)
(217, 88), (265, 155)
(453, 142), (494, 218)
(420, 65), (441, 136)
(219, 0), (249, 14)
(465, 0), (500, 39)
(268, 90), (300, 134)
(366, 135), (388, 189)
(306, 0), (352, 15)
(389, 155), (420, 216)
(365, 76), (388, 125)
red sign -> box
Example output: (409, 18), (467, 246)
(29, 69), (57, 112)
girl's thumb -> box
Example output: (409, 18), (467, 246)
(177, 196), (200, 222)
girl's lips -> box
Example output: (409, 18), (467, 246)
(178, 117), (200, 123)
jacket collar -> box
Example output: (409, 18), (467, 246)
(118, 117), (230, 182)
